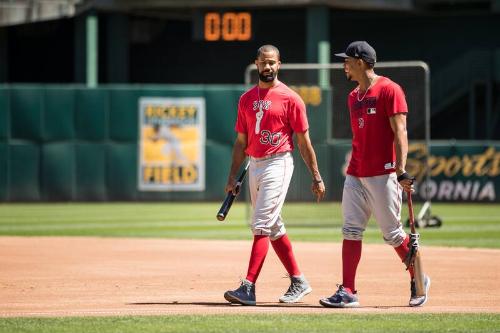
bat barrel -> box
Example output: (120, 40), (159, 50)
(216, 160), (249, 222)
(406, 190), (426, 297)
(216, 193), (236, 221)
(414, 254), (426, 296)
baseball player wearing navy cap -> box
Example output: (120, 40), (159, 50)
(320, 41), (430, 308)
(223, 44), (325, 306)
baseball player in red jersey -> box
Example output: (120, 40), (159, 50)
(223, 45), (325, 306)
(319, 41), (430, 308)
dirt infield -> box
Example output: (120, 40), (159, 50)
(0, 236), (499, 317)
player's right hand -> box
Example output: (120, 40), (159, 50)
(225, 178), (240, 196)
(311, 180), (326, 203)
(397, 172), (415, 193)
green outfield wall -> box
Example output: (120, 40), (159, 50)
(0, 85), (498, 202)
(0, 85), (331, 202)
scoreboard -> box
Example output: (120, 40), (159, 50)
(130, 7), (308, 83)
(192, 10), (255, 42)
(202, 11), (252, 41)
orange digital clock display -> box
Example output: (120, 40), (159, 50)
(204, 12), (252, 41)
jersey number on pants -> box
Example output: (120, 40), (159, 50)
(259, 130), (281, 146)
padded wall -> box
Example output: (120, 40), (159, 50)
(0, 84), (333, 201)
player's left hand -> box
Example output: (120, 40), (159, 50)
(397, 172), (415, 193)
(311, 180), (326, 203)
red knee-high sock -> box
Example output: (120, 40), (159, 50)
(342, 239), (362, 293)
(394, 235), (415, 278)
(271, 234), (301, 277)
(246, 235), (270, 283)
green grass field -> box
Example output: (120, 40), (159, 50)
(1, 202), (499, 332)
(1, 202), (499, 248)
(0, 314), (499, 333)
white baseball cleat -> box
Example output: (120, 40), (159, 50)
(279, 274), (312, 303)
(409, 275), (431, 307)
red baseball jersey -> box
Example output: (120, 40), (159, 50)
(235, 81), (309, 158)
(346, 76), (408, 177)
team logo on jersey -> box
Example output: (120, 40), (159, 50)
(253, 100), (272, 111)
(367, 108), (376, 114)
(352, 97), (377, 113)
(358, 117), (364, 128)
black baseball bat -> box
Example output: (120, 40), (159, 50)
(216, 160), (250, 221)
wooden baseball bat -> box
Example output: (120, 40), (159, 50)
(216, 160), (250, 221)
(407, 191), (426, 296)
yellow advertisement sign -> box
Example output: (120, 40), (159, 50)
(138, 97), (205, 191)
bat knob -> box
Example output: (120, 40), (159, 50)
(216, 214), (226, 221)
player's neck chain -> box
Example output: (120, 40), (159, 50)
(257, 86), (263, 112)
(257, 85), (271, 110)
(255, 86), (265, 134)
(357, 75), (378, 102)
(257, 80), (280, 110)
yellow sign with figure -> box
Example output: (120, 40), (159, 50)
(138, 97), (205, 191)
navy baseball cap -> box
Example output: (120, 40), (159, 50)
(335, 41), (377, 64)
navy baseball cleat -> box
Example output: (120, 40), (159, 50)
(319, 284), (360, 308)
(224, 279), (256, 306)
(409, 275), (431, 307)
(279, 274), (312, 303)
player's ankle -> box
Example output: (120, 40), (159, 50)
(343, 286), (354, 294)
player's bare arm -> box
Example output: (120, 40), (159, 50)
(295, 130), (326, 202)
(390, 113), (413, 192)
(225, 133), (248, 195)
